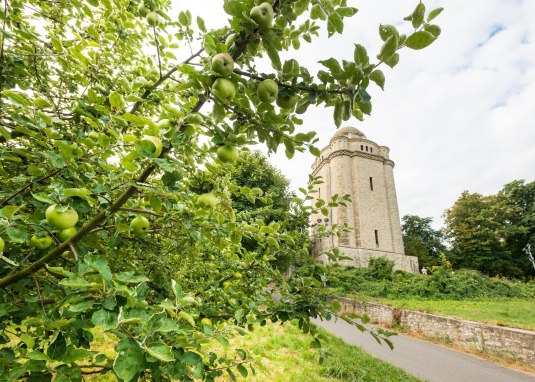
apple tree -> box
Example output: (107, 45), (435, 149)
(0, 0), (441, 380)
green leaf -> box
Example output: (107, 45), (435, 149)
(62, 347), (95, 363)
(327, 12), (343, 37)
(319, 58), (342, 78)
(405, 31), (436, 50)
(178, 10), (192, 27)
(212, 102), (226, 123)
(379, 24), (399, 42)
(32, 192), (55, 204)
(53, 365), (82, 382)
(114, 339), (143, 382)
(196, 16), (206, 32)
(20, 333), (35, 349)
(262, 36), (282, 70)
(178, 311), (196, 327)
(85, 255), (112, 283)
(424, 24), (442, 38)
(377, 34), (398, 61)
(369, 70), (385, 90)
(336, 7), (358, 17)
(237, 364), (248, 378)
(1, 90), (31, 106)
(310, 4), (325, 20)
(63, 188), (92, 199)
(91, 309), (118, 331)
(181, 351), (202, 365)
(122, 113), (157, 128)
(1, 205), (21, 220)
(144, 343), (174, 362)
(427, 7), (444, 22)
(353, 44), (369, 66)
(333, 100), (343, 128)
(309, 146), (321, 157)
(114, 272), (150, 284)
(411, 3), (426, 28)
(384, 53), (400, 68)
(6, 226), (28, 243)
(47, 333), (67, 360)
(146, 312), (181, 335)
(109, 91), (126, 109)
(69, 301), (94, 313)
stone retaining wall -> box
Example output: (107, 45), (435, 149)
(336, 297), (535, 366)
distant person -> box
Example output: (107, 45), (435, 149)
(421, 267), (428, 275)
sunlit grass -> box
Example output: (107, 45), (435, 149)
(371, 298), (535, 330)
(86, 321), (421, 381)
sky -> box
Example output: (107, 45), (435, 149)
(175, 0), (535, 229)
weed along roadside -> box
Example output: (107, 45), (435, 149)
(332, 296), (535, 370)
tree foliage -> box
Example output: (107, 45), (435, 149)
(444, 180), (534, 279)
(0, 0), (440, 380)
(225, 150), (310, 272)
(401, 214), (446, 270)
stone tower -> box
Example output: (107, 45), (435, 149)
(310, 126), (418, 273)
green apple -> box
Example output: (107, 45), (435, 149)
(141, 135), (162, 157)
(233, 271), (242, 280)
(138, 4), (149, 17)
(59, 227), (77, 242)
(211, 53), (234, 77)
(217, 144), (239, 163)
(200, 317), (212, 327)
(211, 78), (236, 104)
(0, 237), (4, 253)
(146, 11), (159, 26)
(31, 235), (53, 250)
(276, 91), (298, 109)
(222, 280), (231, 289)
(46, 205), (78, 230)
(196, 193), (218, 209)
(130, 216), (150, 234)
(257, 79), (278, 103)
(250, 2), (274, 29)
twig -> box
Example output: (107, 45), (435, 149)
(31, 273), (47, 317)
(0, 168), (62, 207)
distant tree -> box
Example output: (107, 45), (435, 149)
(444, 191), (524, 277)
(499, 180), (535, 278)
(226, 150), (310, 271)
(401, 215), (446, 269)
(228, 150), (293, 222)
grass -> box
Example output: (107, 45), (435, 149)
(213, 322), (422, 382)
(86, 321), (422, 381)
(357, 296), (535, 331)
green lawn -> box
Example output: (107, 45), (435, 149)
(214, 322), (422, 382)
(87, 321), (421, 382)
(357, 296), (535, 331)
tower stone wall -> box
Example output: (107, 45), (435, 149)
(311, 127), (418, 273)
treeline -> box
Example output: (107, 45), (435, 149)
(403, 179), (535, 279)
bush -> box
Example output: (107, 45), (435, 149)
(327, 264), (533, 300)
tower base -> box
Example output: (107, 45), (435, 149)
(317, 246), (419, 273)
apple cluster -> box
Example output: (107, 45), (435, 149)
(30, 204), (79, 250)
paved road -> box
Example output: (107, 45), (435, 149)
(313, 317), (535, 382)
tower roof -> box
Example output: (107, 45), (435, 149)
(331, 126), (366, 140)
